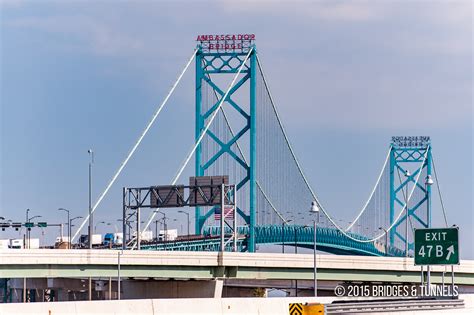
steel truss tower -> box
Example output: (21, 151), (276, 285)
(389, 136), (432, 255)
(194, 42), (257, 252)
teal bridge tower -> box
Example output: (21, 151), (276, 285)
(389, 136), (432, 256)
(194, 35), (258, 252)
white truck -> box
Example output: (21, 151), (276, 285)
(9, 238), (24, 249)
(132, 230), (153, 242)
(26, 238), (40, 249)
(55, 236), (70, 249)
(91, 234), (102, 245)
(159, 229), (178, 241)
(8, 238), (40, 249)
(78, 234), (103, 247)
(55, 236), (70, 244)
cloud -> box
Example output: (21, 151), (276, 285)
(0, 0), (26, 8)
(2, 0), (471, 131)
(218, 0), (386, 21)
(5, 15), (146, 57)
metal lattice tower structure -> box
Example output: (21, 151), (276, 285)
(194, 39), (258, 251)
(389, 136), (432, 256)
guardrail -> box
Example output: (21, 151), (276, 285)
(325, 298), (464, 314)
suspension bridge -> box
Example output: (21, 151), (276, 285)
(71, 34), (447, 258)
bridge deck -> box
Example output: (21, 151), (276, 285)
(0, 250), (473, 285)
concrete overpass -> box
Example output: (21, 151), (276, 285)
(1, 249), (473, 284)
(1, 249), (473, 300)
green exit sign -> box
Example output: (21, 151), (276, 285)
(414, 227), (459, 266)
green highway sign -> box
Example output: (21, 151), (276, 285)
(24, 222), (34, 228)
(37, 222), (48, 227)
(414, 227), (459, 265)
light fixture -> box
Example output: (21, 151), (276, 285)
(310, 201), (320, 213)
(425, 175), (434, 186)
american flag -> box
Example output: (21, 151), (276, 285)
(214, 207), (235, 220)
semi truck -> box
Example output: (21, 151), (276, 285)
(78, 234), (102, 247)
(103, 233), (123, 246)
(132, 230), (153, 242)
(9, 238), (39, 249)
(9, 239), (23, 249)
(159, 229), (178, 241)
(26, 238), (40, 249)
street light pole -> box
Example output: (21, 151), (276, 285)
(27, 215), (42, 249)
(281, 219), (292, 254)
(88, 149), (94, 250)
(58, 208), (70, 249)
(310, 201), (320, 297)
(178, 210), (190, 236)
(379, 227), (388, 256)
(157, 211), (167, 241)
(25, 209), (30, 249)
(425, 175), (434, 287)
(70, 216), (83, 248)
(95, 221), (106, 233)
(154, 219), (159, 242)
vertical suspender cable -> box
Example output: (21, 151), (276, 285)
(256, 54), (428, 243)
(432, 155), (449, 227)
(71, 49), (198, 242)
(345, 148), (392, 231)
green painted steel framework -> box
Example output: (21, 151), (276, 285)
(194, 45), (258, 251)
(141, 225), (405, 257)
(389, 141), (432, 254)
(189, 43), (434, 257)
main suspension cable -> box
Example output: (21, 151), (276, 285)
(256, 53), (428, 243)
(71, 49), (197, 242)
(133, 48), (254, 249)
(432, 154), (449, 227)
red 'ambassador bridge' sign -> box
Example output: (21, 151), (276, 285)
(196, 34), (255, 53)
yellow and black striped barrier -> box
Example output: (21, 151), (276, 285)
(289, 303), (324, 315)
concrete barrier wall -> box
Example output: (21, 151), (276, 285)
(0, 297), (329, 315)
(1, 295), (473, 314)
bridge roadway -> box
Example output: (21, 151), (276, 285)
(1, 249), (473, 286)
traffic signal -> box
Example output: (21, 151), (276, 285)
(12, 223), (22, 231)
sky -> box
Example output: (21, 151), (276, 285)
(0, 1), (472, 258)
